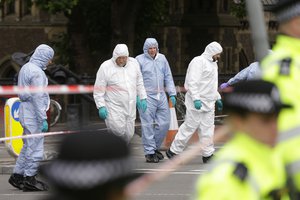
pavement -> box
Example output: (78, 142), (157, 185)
(0, 120), (227, 200)
(0, 121), (110, 175)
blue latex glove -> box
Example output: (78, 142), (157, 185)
(41, 120), (48, 132)
(194, 100), (202, 110)
(140, 99), (147, 113)
(216, 99), (223, 111)
(98, 107), (108, 120)
(170, 96), (176, 107)
(136, 96), (141, 109)
(220, 83), (229, 90)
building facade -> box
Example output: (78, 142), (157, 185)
(0, 0), (67, 79)
(155, 0), (278, 82)
(0, 0), (278, 81)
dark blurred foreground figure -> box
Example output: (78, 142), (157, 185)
(261, 0), (300, 197)
(195, 80), (290, 199)
(40, 131), (139, 200)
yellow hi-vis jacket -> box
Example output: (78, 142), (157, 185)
(262, 34), (300, 194)
(195, 133), (289, 200)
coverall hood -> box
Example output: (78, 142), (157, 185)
(29, 44), (54, 70)
(143, 38), (159, 56)
(112, 44), (129, 63)
(202, 41), (223, 61)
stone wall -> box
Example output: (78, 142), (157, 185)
(0, 27), (48, 58)
(0, 0), (67, 78)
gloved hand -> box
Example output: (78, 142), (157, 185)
(216, 99), (223, 111)
(136, 96), (141, 109)
(41, 120), (48, 132)
(220, 82), (229, 90)
(194, 100), (202, 110)
(98, 107), (108, 120)
(140, 99), (147, 113)
(170, 96), (176, 107)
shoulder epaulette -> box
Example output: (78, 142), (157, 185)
(233, 162), (248, 181)
(279, 58), (292, 75)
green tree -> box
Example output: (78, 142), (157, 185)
(35, 0), (79, 15)
(229, 0), (247, 19)
(34, 0), (170, 69)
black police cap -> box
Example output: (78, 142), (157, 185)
(223, 80), (291, 115)
(270, 0), (298, 13)
(40, 131), (139, 190)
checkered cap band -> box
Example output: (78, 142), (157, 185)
(226, 93), (276, 113)
(43, 157), (134, 189)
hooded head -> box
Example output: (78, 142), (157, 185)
(29, 44), (54, 70)
(143, 38), (159, 58)
(112, 44), (129, 67)
(202, 41), (223, 62)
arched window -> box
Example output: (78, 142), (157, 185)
(219, 0), (229, 13)
(5, 0), (15, 15)
(239, 49), (249, 71)
(22, 0), (31, 16)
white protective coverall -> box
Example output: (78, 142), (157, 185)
(93, 44), (147, 142)
(14, 44), (53, 177)
(170, 41), (222, 157)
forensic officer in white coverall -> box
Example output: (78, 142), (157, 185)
(93, 44), (147, 142)
(166, 41), (223, 163)
(9, 44), (54, 192)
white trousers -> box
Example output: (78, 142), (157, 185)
(170, 108), (215, 157)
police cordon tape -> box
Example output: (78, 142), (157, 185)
(0, 85), (188, 95)
(0, 115), (228, 142)
(0, 129), (87, 142)
(0, 85), (94, 95)
(0, 123), (141, 142)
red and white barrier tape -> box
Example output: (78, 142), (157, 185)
(0, 115), (228, 142)
(0, 85), (94, 95)
(0, 85), (188, 95)
(0, 130), (76, 142)
(0, 121), (164, 142)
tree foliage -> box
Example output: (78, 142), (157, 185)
(73, 0), (169, 56)
(134, 0), (169, 53)
(34, 0), (170, 65)
(229, 0), (247, 19)
(35, 0), (79, 15)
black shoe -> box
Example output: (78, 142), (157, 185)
(23, 176), (48, 192)
(155, 150), (164, 160)
(8, 173), (24, 190)
(166, 149), (177, 159)
(203, 154), (214, 163)
(145, 154), (159, 163)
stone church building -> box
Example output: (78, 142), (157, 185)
(0, 0), (278, 83)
